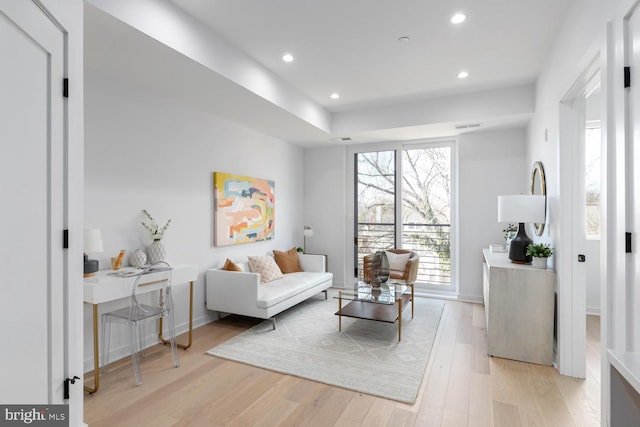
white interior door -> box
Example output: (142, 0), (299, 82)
(629, 4), (640, 353)
(0, 0), (66, 403)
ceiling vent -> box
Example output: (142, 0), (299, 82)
(455, 123), (481, 130)
(330, 137), (352, 141)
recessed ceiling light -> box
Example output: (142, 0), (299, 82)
(398, 36), (410, 43)
(451, 13), (466, 24)
(282, 53), (294, 62)
(457, 71), (469, 79)
(330, 93), (340, 100)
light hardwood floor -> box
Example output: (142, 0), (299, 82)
(84, 300), (601, 426)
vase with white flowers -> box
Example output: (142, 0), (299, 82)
(503, 223), (518, 250)
(526, 243), (553, 269)
(142, 209), (171, 263)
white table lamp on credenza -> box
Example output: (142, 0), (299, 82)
(498, 195), (545, 264)
(84, 228), (104, 277)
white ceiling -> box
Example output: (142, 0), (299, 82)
(169, 0), (571, 111)
(84, 0), (572, 146)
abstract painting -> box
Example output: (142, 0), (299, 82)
(214, 172), (275, 246)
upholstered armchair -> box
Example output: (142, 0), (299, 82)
(363, 249), (419, 285)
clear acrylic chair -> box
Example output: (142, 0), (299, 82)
(101, 260), (180, 386)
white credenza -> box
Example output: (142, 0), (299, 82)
(482, 249), (555, 365)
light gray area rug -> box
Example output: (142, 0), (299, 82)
(207, 291), (444, 403)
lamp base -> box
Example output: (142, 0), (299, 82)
(84, 254), (99, 277)
(508, 222), (533, 264)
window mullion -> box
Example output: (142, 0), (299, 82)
(395, 148), (402, 249)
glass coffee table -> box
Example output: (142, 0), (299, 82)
(334, 281), (414, 341)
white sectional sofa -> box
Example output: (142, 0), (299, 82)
(205, 253), (332, 329)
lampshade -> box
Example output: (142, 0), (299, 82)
(303, 226), (314, 237)
(303, 226), (313, 253)
(84, 228), (104, 253)
(84, 229), (103, 277)
(498, 195), (545, 224)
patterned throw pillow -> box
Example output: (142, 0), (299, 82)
(273, 247), (303, 274)
(222, 258), (243, 272)
(247, 255), (283, 283)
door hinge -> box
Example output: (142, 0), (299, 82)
(624, 67), (631, 88)
(63, 78), (69, 98)
(64, 376), (80, 399)
(63, 229), (69, 249)
(626, 232), (632, 253)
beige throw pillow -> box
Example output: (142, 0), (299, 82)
(273, 247), (303, 274)
(248, 255), (283, 283)
(222, 258), (243, 272)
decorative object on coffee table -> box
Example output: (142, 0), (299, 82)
(372, 250), (390, 288)
(363, 249), (419, 286)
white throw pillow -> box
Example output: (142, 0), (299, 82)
(248, 255), (283, 283)
(385, 251), (411, 272)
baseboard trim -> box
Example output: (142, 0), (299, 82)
(83, 312), (215, 373)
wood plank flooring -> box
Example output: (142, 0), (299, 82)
(84, 300), (601, 426)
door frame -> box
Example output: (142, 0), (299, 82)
(557, 57), (601, 378)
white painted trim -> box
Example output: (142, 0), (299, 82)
(586, 306), (602, 316)
(346, 138), (458, 294)
(557, 55), (601, 378)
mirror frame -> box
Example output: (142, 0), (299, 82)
(530, 161), (547, 236)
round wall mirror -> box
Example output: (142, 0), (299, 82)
(530, 161), (547, 236)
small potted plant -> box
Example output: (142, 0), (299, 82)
(526, 243), (553, 269)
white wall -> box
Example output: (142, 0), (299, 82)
(457, 128), (527, 301)
(303, 146), (348, 286)
(303, 128), (527, 301)
(83, 69), (306, 370)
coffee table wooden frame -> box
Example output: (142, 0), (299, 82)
(335, 282), (414, 341)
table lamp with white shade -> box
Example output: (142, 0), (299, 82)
(84, 228), (104, 277)
(303, 226), (314, 253)
(498, 195), (546, 264)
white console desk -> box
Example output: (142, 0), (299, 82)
(482, 249), (555, 365)
(83, 265), (197, 393)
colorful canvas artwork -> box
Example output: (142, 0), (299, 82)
(214, 172), (275, 246)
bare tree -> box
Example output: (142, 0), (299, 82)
(356, 147), (452, 283)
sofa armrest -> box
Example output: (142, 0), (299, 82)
(205, 268), (260, 314)
(298, 253), (327, 272)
